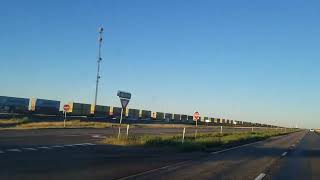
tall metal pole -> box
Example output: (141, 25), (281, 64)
(94, 26), (104, 107)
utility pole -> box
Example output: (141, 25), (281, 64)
(94, 26), (104, 106)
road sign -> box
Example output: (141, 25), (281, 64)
(120, 98), (130, 109)
(117, 91), (131, 100)
(117, 90), (132, 139)
(63, 104), (70, 112)
(193, 111), (200, 121)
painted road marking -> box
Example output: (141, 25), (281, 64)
(73, 143), (87, 146)
(282, 152), (288, 157)
(83, 143), (96, 146)
(63, 144), (76, 147)
(0, 143), (96, 155)
(92, 135), (102, 138)
(38, 146), (51, 149)
(118, 160), (192, 180)
(73, 143), (92, 146)
(51, 145), (64, 148)
(23, 148), (37, 151)
(255, 173), (266, 180)
(6, 149), (21, 152)
(211, 141), (261, 154)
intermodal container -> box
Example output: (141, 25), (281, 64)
(165, 113), (173, 120)
(30, 98), (60, 115)
(173, 114), (181, 121)
(156, 112), (165, 120)
(67, 102), (91, 116)
(0, 96), (30, 113)
(141, 110), (151, 119)
(112, 107), (122, 118)
(91, 105), (110, 116)
(180, 115), (188, 121)
(128, 108), (140, 120)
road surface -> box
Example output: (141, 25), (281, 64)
(0, 129), (318, 180)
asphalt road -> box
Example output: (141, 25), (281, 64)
(267, 131), (320, 180)
(0, 128), (316, 180)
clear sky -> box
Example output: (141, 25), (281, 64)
(1, 0), (320, 128)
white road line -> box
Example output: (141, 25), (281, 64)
(6, 149), (21, 152)
(72, 143), (87, 146)
(38, 146), (51, 149)
(23, 148), (37, 151)
(73, 143), (91, 146)
(51, 145), (64, 148)
(92, 135), (101, 138)
(118, 160), (192, 180)
(0, 150), (4, 153)
(211, 141), (261, 154)
(63, 144), (76, 147)
(282, 152), (288, 156)
(255, 173), (266, 180)
(83, 143), (96, 146)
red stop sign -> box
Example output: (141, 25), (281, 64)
(193, 111), (200, 121)
(63, 104), (70, 111)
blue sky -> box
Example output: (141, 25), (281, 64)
(1, 0), (320, 128)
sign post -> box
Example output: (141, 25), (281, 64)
(182, 127), (186, 144)
(193, 111), (200, 139)
(117, 91), (131, 139)
(63, 104), (70, 128)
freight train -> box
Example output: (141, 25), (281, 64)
(0, 95), (272, 127)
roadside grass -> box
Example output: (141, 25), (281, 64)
(0, 117), (31, 124)
(0, 118), (216, 129)
(0, 119), (116, 129)
(104, 130), (296, 151)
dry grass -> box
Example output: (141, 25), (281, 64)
(104, 130), (297, 151)
(0, 117), (30, 124)
(134, 123), (195, 128)
(0, 119), (116, 129)
(0, 118), (204, 129)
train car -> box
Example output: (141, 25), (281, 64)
(0, 96), (30, 113)
(173, 114), (181, 121)
(187, 115), (193, 122)
(216, 118), (220, 123)
(156, 112), (165, 120)
(90, 105), (110, 117)
(30, 98), (60, 115)
(141, 110), (151, 119)
(180, 114), (188, 121)
(128, 108), (140, 120)
(112, 107), (122, 119)
(165, 113), (173, 121)
(66, 102), (91, 116)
